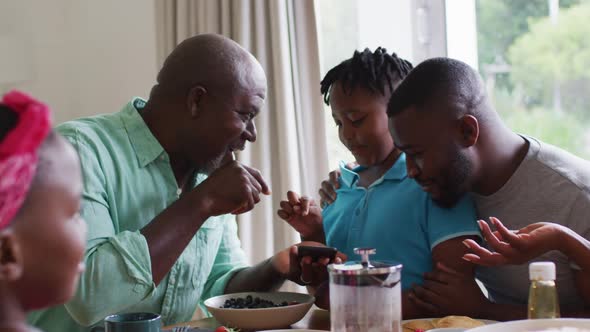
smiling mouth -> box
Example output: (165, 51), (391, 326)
(416, 180), (436, 193)
(230, 144), (246, 152)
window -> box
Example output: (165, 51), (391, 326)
(315, 0), (422, 170)
(316, 0), (590, 170)
(471, 0), (590, 159)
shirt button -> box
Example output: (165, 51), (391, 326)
(176, 188), (182, 196)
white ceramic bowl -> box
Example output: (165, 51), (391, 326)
(204, 292), (315, 330)
(467, 318), (590, 332)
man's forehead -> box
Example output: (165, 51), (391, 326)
(246, 89), (266, 103)
(392, 105), (431, 128)
(390, 106), (446, 146)
(233, 89), (265, 111)
(399, 102), (453, 123)
(242, 76), (267, 102)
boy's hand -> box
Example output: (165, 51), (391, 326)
(277, 191), (324, 242)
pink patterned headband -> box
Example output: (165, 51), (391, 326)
(0, 90), (52, 230)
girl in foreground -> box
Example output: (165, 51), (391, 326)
(0, 91), (86, 332)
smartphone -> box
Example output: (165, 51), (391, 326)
(297, 245), (338, 262)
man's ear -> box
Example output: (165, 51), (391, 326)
(187, 86), (208, 118)
(458, 115), (479, 148)
(0, 230), (23, 282)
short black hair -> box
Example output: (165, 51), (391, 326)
(0, 104), (18, 141)
(387, 57), (487, 118)
(320, 47), (413, 105)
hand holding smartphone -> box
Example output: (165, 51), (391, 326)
(297, 245), (338, 262)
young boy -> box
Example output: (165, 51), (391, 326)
(0, 91), (87, 332)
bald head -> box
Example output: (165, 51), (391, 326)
(387, 58), (492, 122)
(142, 34), (267, 174)
(153, 34), (266, 101)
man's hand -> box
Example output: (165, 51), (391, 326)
(314, 281), (330, 310)
(318, 162), (357, 208)
(409, 262), (491, 317)
(192, 160), (270, 217)
(277, 191), (324, 242)
(463, 217), (562, 267)
(318, 169), (341, 208)
(271, 241), (345, 287)
(143, 158), (270, 285)
(224, 242), (345, 295)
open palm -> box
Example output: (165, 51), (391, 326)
(463, 217), (562, 266)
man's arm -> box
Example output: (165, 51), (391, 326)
(408, 236), (480, 319)
(462, 218), (590, 316)
(463, 218), (590, 269)
(224, 257), (286, 293)
(405, 236), (478, 319)
(560, 226), (590, 272)
(564, 228), (590, 316)
(142, 160), (270, 285)
(63, 138), (268, 325)
(429, 221), (590, 320)
(410, 260), (528, 321)
(140, 192), (209, 285)
(432, 235), (477, 275)
(224, 241), (335, 294)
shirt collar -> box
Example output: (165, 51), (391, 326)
(121, 97), (165, 167)
(339, 153), (408, 188)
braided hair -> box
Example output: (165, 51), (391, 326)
(320, 47), (413, 105)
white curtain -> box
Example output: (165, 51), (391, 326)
(155, 0), (329, 271)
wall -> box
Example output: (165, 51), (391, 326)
(0, 0), (158, 123)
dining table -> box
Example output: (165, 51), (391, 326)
(162, 308), (331, 331)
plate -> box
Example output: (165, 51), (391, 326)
(466, 318), (590, 331)
(402, 317), (498, 331)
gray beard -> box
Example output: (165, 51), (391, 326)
(198, 151), (228, 175)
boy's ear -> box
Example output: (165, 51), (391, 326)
(0, 230), (24, 281)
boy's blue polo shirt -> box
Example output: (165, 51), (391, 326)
(322, 153), (480, 289)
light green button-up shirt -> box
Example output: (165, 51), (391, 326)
(28, 98), (248, 332)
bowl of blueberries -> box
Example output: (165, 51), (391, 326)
(204, 292), (315, 330)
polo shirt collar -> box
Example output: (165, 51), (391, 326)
(339, 153), (408, 188)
